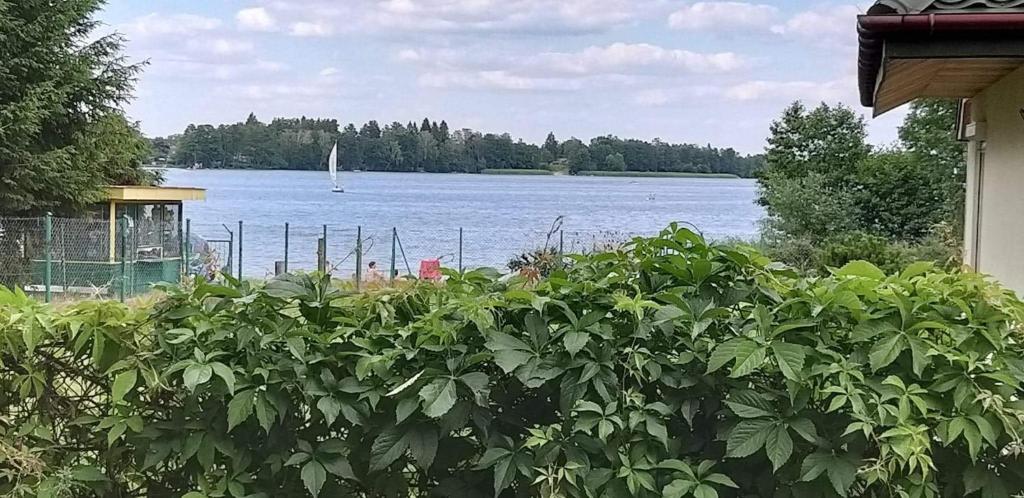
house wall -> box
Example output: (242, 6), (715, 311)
(966, 65), (1024, 294)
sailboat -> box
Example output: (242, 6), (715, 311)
(329, 142), (344, 193)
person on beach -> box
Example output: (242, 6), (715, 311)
(366, 261), (383, 282)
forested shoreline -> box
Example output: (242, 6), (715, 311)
(150, 114), (763, 177)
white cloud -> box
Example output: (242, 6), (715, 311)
(319, 67), (340, 77)
(630, 85), (726, 106)
(150, 59), (286, 81)
(724, 78), (855, 102)
(216, 69), (348, 100)
(290, 21), (334, 37)
(236, 0), (664, 36)
(633, 89), (671, 106)
(771, 5), (863, 47)
(197, 39), (256, 56)
(531, 43), (744, 76)
(419, 71), (582, 91)
(120, 12), (281, 85)
(668, 2), (778, 31)
(236, 7), (278, 32)
(399, 42), (744, 92)
(122, 13), (222, 38)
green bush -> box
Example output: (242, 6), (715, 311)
(815, 232), (913, 275)
(3, 226), (1024, 498)
(764, 230), (959, 277)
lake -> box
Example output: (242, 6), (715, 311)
(163, 169), (764, 277)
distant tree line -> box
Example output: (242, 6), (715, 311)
(151, 114), (763, 177)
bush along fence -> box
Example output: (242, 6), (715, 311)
(3, 225), (1024, 497)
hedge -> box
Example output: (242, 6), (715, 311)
(2, 225), (1024, 498)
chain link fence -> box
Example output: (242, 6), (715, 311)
(1, 215), (191, 302)
(2, 215), (652, 301)
(189, 218), (648, 285)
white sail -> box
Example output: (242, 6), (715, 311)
(328, 143), (338, 187)
(328, 142), (344, 192)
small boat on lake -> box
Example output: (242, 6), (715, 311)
(329, 142), (343, 193)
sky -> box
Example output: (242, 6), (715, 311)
(98, 0), (909, 155)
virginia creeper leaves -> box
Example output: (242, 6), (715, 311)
(7, 227), (1024, 498)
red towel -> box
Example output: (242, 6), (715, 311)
(419, 259), (442, 280)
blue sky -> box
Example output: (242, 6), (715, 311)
(99, 0), (907, 154)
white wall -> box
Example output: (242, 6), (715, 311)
(967, 65), (1024, 295)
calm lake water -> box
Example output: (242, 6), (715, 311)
(163, 169), (764, 277)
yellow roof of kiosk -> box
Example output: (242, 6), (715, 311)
(105, 186), (206, 202)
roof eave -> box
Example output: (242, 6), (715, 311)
(857, 12), (1024, 111)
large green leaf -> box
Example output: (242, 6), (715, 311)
(407, 425), (438, 470)
(836, 261), (886, 280)
(869, 333), (906, 371)
(765, 425), (793, 471)
(663, 479), (696, 498)
(726, 419), (772, 458)
(645, 414), (668, 447)
(370, 427), (410, 472)
(800, 451), (859, 496)
(724, 390), (775, 419)
(209, 362), (236, 395)
(419, 378), (458, 419)
(182, 364), (212, 392)
(492, 350), (533, 373)
(729, 342), (766, 378)
(316, 396), (341, 426)
(563, 331), (589, 356)
(301, 461), (327, 497)
(322, 456), (355, 480)
(71, 465), (108, 482)
(226, 389), (256, 431)
(111, 370), (137, 403)
(706, 338), (744, 373)
(771, 342), (805, 381)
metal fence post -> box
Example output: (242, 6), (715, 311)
(120, 215), (128, 302)
(559, 230), (565, 269)
(355, 226), (363, 290)
(227, 228), (234, 275)
(390, 227), (397, 284)
(180, 224), (187, 278)
(44, 213), (52, 303)
(458, 227), (464, 274)
(184, 219), (192, 277)
(322, 224), (328, 273)
(317, 238), (326, 274)
(284, 222), (289, 273)
(237, 220), (243, 280)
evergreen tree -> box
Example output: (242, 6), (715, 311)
(420, 118), (432, 133)
(543, 132), (560, 158)
(0, 0), (156, 215)
(360, 121), (382, 140)
(438, 121), (450, 142)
